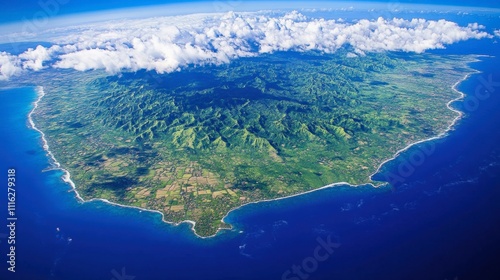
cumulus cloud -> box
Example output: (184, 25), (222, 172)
(0, 52), (22, 80)
(495, 29), (500, 38)
(18, 45), (60, 71)
(0, 11), (492, 80)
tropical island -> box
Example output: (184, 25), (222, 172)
(27, 50), (477, 237)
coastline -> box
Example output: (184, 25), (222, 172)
(30, 86), (82, 201)
(368, 64), (481, 182)
(29, 86), (204, 235)
(29, 57), (483, 239)
(218, 59), (483, 236)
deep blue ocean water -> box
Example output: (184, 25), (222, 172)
(1, 11), (500, 280)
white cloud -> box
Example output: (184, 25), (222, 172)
(0, 11), (492, 80)
(0, 52), (22, 80)
(495, 29), (500, 38)
(18, 45), (61, 71)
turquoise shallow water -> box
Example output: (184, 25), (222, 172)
(0, 10), (500, 280)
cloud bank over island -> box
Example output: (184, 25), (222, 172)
(0, 11), (493, 80)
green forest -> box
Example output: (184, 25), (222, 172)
(31, 50), (476, 236)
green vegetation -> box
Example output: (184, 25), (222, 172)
(30, 50), (477, 236)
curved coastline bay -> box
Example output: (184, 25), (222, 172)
(26, 50), (480, 236)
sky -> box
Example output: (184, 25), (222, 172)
(0, 0), (499, 24)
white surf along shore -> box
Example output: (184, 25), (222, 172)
(29, 58), (481, 238)
(368, 63), (482, 182)
(29, 86), (202, 235)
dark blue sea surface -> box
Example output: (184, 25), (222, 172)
(1, 34), (500, 280)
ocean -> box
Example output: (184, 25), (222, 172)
(1, 13), (500, 280)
